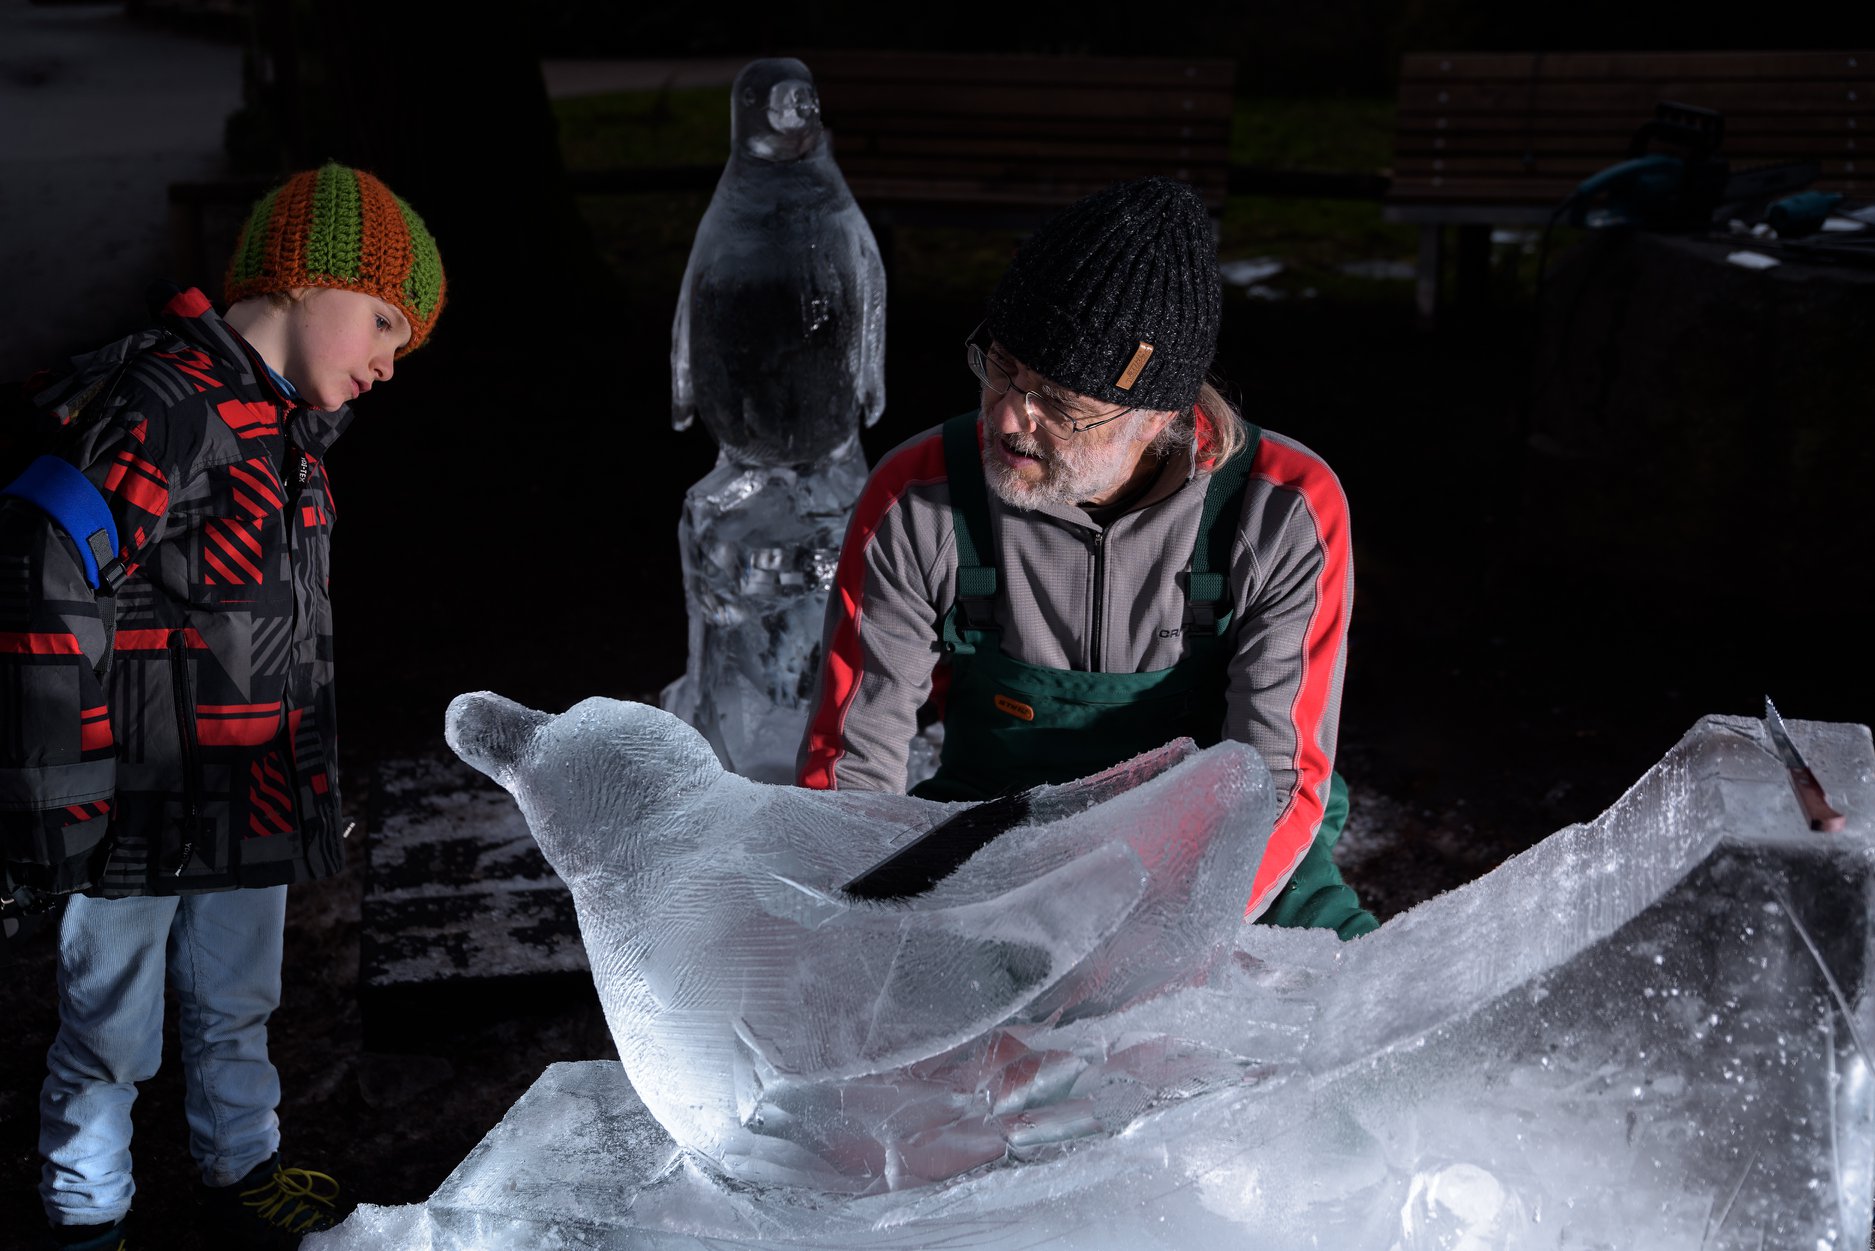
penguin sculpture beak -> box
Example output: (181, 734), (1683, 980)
(768, 80), (818, 132)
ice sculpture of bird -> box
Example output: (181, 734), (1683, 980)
(444, 692), (1279, 1194)
(670, 57), (886, 468)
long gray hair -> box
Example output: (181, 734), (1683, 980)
(1149, 379), (1253, 470)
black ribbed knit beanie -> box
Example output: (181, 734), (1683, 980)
(986, 176), (1220, 412)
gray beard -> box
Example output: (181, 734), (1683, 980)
(979, 422), (1139, 512)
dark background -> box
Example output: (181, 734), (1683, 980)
(2, 1), (1872, 1244)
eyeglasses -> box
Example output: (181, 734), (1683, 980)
(964, 324), (1134, 438)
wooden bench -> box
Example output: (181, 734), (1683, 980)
(794, 50), (1237, 251)
(1384, 51), (1875, 319)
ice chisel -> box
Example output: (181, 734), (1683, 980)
(841, 791), (1033, 900)
(1763, 696), (1847, 833)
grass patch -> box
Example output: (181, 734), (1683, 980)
(1230, 97), (1396, 172)
(555, 87), (728, 171)
(1219, 98), (1415, 303)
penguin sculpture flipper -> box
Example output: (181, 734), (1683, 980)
(728, 838), (1150, 1081)
(670, 241), (700, 432)
(855, 224), (887, 429)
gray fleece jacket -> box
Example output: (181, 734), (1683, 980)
(797, 413), (1354, 922)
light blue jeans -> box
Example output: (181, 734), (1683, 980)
(39, 887), (287, 1226)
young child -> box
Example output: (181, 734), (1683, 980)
(0, 163), (445, 1250)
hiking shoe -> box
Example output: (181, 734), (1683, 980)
(200, 1154), (343, 1247)
(43, 1216), (128, 1251)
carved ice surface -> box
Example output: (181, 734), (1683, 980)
(439, 692), (1278, 1194)
(308, 713), (1875, 1250)
(660, 445), (867, 783)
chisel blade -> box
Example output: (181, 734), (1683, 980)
(1763, 696), (1847, 833)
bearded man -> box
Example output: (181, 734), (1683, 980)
(797, 177), (1374, 938)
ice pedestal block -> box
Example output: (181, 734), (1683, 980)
(309, 714), (1875, 1250)
(662, 447), (867, 784)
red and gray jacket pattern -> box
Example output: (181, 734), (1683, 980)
(0, 286), (348, 897)
(798, 415), (1352, 921)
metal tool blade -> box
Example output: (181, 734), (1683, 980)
(1763, 696), (1847, 832)
(1762, 696), (1807, 770)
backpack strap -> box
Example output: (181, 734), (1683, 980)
(1182, 421), (1262, 632)
(2, 455), (124, 593)
(2, 456), (127, 683)
(940, 413), (999, 631)
(1, 358), (136, 682)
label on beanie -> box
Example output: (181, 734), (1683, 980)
(1115, 341), (1154, 391)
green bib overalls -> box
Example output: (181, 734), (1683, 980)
(911, 414), (1373, 938)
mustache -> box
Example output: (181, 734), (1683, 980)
(1000, 432), (1047, 460)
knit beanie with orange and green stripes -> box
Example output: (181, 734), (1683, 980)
(225, 163), (446, 356)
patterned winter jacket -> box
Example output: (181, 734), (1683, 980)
(0, 285), (348, 898)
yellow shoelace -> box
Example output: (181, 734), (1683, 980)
(240, 1166), (341, 1231)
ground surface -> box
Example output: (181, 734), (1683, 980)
(3, 6), (1869, 1248)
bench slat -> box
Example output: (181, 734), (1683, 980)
(822, 83), (1234, 122)
(1396, 113), (1866, 137)
(1394, 154), (1856, 177)
(1387, 173), (1868, 204)
(833, 113), (1228, 141)
(1399, 81), (1872, 113)
(1400, 51), (1870, 81)
(799, 50), (1236, 88)
(844, 179), (1228, 206)
(843, 155), (1228, 179)
(1396, 135), (1863, 157)
(855, 135), (1230, 163)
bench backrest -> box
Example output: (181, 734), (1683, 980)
(796, 51), (1236, 218)
(1389, 51), (1874, 210)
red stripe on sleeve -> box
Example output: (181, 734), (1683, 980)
(797, 431), (950, 790)
(1241, 439), (1352, 918)
(0, 632), (82, 655)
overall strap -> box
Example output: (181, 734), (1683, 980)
(940, 413), (999, 630)
(1183, 422), (1262, 631)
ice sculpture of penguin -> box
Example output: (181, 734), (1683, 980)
(663, 58), (888, 783)
(671, 57), (886, 467)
